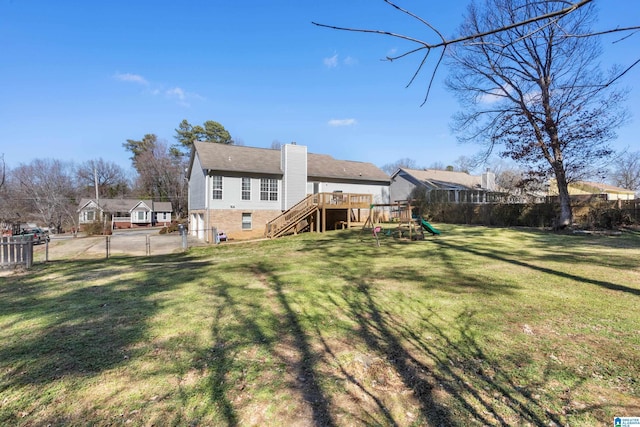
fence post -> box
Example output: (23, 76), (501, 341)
(146, 235), (150, 256)
(106, 235), (110, 259)
(179, 224), (187, 250)
(25, 240), (33, 269)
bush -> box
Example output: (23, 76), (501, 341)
(581, 203), (632, 229)
(83, 221), (106, 236)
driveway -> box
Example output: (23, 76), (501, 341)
(34, 228), (204, 261)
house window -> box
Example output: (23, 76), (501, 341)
(242, 213), (252, 230)
(86, 211), (95, 221)
(137, 211), (146, 221)
(242, 178), (251, 200)
(260, 178), (278, 201)
(212, 175), (223, 200)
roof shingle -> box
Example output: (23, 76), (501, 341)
(192, 142), (389, 182)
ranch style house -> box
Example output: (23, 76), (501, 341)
(390, 167), (499, 204)
(78, 198), (173, 230)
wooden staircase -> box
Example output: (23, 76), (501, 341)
(264, 192), (373, 239)
(264, 194), (320, 239)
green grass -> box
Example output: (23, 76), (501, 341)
(1, 225), (639, 426)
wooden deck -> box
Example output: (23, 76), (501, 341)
(265, 193), (373, 238)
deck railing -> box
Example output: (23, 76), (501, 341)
(265, 194), (319, 238)
(265, 193), (373, 238)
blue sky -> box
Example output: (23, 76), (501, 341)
(1, 0), (639, 173)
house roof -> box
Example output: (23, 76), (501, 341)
(571, 181), (635, 195)
(77, 198), (173, 212)
(192, 142), (282, 175)
(152, 201), (173, 212)
(394, 168), (483, 190)
(190, 141), (389, 183)
(307, 153), (389, 182)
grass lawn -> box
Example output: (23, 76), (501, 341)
(1, 225), (639, 426)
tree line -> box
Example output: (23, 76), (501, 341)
(0, 120), (232, 233)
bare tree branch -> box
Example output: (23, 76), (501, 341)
(0, 154), (5, 191)
(313, 0), (593, 50)
(313, 0), (639, 102)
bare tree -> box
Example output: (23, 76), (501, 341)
(11, 159), (78, 232)
(0, 154), (14, 227)
(453, 155), (480, 174)
(315, 0), (637, 228)
(0, 154), (5, 192)
(428, 161), (447, 171)
(611, 151), (640, 195)
(76, 158), (131, 199)
(381, 157), (420, 174)
(126, 137), (187, 216)
(447, 0), (629, 227)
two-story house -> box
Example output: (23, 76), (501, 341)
(187, 142), (390, 241)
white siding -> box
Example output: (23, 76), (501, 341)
(188, 155), (207, 210)
(311, 181), (389, 204)
(282, 144), (307, 210)
(209, 176), (282, 211)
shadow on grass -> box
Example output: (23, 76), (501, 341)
(255, 261), (337, 427)
(290, 229), (614, 424)
(391, 305), (571, 425)
(198, 272), (282, 427)
(432, 238), (640, 297)
(197, 261), (336, 426)
(340, 281), (455, 425)
(0, 253), (210, 392)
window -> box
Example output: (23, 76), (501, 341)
(212, 176), (223, 200)
(242, 213), (252, 230)
(242, 178), (251, 200)
(137, 211), (146, 221)
(260, 178), (278, 201)
(86, 210), (95, 221)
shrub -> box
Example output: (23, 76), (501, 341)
(83, 221), (105, 236)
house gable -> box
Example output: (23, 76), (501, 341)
(130, 201), (152, 213)
(77, 199), (103, 213)
(390, 168), (498, 203)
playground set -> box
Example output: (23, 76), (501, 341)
(361, 200), (440, 246)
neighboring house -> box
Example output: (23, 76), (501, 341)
(390, 168), (499, 204)
(187, 142), (390, 241)
(78, 198), (173, 230)
(549, 180), (636, 201)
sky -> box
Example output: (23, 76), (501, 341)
(1, 0), (639, 175)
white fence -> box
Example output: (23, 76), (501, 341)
(0, 235), (34, 269)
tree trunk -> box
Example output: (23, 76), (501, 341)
(553, 169), (573, 229)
